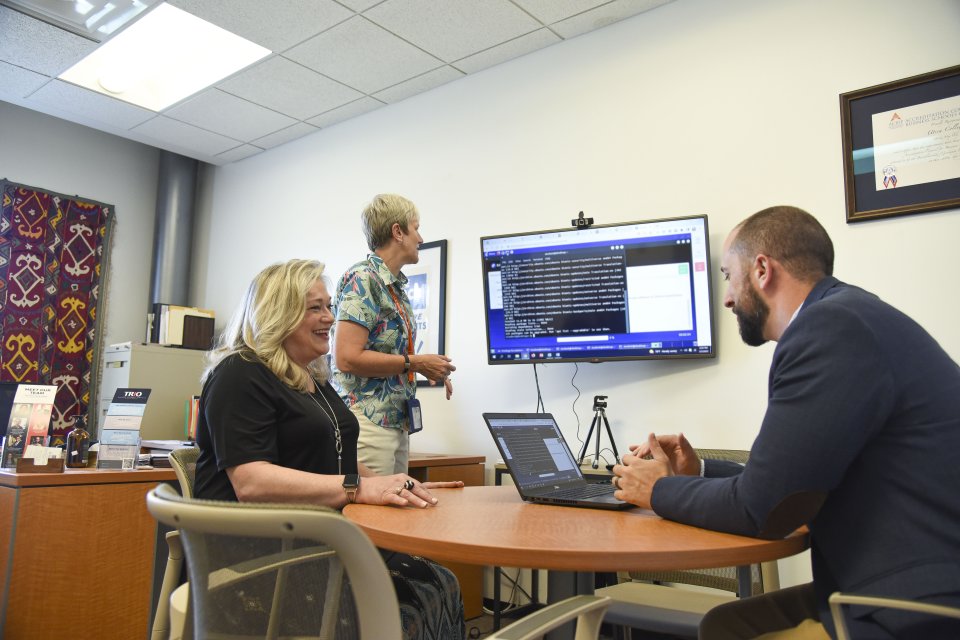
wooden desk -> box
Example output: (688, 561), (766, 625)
(409, 451), (484, 486)
(345, 486), (808, 639)
(0, 467), (175, 639)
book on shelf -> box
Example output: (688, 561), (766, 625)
(149, 303), (215, 349)
(184, 395), (200, 440)
(2, 384), (57, 469)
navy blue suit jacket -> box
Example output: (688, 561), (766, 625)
(651, 277), (960, 637)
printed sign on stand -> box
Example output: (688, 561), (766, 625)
(98, 388), (151, 469)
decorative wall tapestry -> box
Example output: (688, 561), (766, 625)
(0, 180), (114, 445)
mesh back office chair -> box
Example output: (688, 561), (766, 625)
(597, 449), (779, 640)
(170, 447), (200, 498)
(147, 483), (612, 640)
(829, 592), (960, 640)
(151, 447), (200, 640)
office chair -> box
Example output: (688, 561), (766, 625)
(147, 482), (392, 639)
(597, 449), (779, 640)
(170, 446), (200, 498)
(147, 483), (612, 640)
(151, 447), (200, 640)
(829, 592), (960, 640)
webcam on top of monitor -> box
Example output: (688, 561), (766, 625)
(571, 211), (594, 228)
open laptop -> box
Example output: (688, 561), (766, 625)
(483, 412), (631, 510)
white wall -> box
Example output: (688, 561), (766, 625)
(0, 102), (159, 350)
(193, 0), (960, 587)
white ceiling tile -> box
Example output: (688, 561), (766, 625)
(510, 0), (609, 25)
(252, 122), (320, 149)
(337, 0), (381, 11)
(216, 144), (264, 163)
(373, 65), (464, 104)
(549, 0), (674, 39)
(0, 60), (50, 100)
(453, 28), (561, 74)
(0, 0), (671, 164)
(286, 16), (441, 94)
(131, 116), (241, 155)
(306, 96), (385, 128)
(0, 6), (96, 76)
(365, 0), (541, 63)
(218, 56), (364, 120)
(28, 80), (155, 129)
(167, 0), (354, 52)
(164, 89), (299, 141)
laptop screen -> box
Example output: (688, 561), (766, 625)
(486, 414), (584, 490)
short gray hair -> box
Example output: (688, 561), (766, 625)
(361, 194), (419, 251)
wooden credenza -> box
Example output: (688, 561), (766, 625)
(0, 467), (175, 639)
(409, 452), (486, 619)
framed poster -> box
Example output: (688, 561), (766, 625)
(840, 64), (960, 223)
(403, 240), (447, 386)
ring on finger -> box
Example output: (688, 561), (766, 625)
(403, 479), (415, 490)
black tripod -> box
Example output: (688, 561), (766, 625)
(577, 395), (622, 468)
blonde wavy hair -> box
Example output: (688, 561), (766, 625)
(203, 259), (330, 392)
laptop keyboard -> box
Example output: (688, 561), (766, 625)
(543, 483), (615, 499)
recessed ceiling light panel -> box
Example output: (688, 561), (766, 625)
(0, 0), (159, 41)
(58, 3), (271, 111)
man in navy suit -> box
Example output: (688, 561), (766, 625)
(612, 206), (960, 639)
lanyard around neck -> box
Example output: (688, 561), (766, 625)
(387, 285), (415, 383)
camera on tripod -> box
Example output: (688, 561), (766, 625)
(578, 394), (620, 468)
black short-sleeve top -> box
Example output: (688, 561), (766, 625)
(194, 353), (359, 502)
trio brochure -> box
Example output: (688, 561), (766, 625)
(98, 388), (152, 469)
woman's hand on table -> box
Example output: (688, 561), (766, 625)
(359, 475), (464, 508)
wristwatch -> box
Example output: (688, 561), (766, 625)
(402, 353), (411, 373)
(342, 474), (360, 503)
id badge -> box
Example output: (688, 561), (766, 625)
(406, 398), (423, 434)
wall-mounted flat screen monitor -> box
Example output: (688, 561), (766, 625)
(480, 214), (716, 364)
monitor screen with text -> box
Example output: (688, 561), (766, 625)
(480, 215), (716, 364)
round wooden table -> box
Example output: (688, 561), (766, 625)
(344, 485), (808, 573)
(346, 485), (808, 640)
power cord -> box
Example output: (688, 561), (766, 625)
(532, 363), (545, 412)
(570, 363), (583, 443)
(481, 568), (534, 615)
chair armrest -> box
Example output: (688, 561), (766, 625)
(486, 595), (610, 640)
(829, 592), (960, 640)
(151, 530), (184, 640)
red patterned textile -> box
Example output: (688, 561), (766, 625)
(0, 181), (114, 445)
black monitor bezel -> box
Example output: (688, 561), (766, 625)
(479, 214), (717, 365)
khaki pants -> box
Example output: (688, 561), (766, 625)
(352, 404), (409, 475)
(700, 583), (830, 640)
